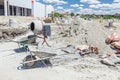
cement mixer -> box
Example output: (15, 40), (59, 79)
(29, 20), (51, 47)
(30, 20), (43, 35)
(30, 20), (51, 38)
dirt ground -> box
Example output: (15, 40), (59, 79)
(0, 16), (120, 80)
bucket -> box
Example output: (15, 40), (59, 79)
(9, 18), (17, 27)
(109, 22), (113, 27)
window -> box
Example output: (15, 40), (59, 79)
(27, 9), (31, 16)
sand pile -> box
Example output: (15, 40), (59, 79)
(0, 17), (120, 80)
(52, 18), (120, 54)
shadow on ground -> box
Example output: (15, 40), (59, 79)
(17, 60), (53, 70)
(14, 46), (28, 53)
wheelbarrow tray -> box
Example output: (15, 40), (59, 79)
(31, 51), (56, 58)
(21, 51), (56, 65)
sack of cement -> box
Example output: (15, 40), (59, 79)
(75, 45), (89, 50)
(111, 42), (120, 50)
(105, 33), (119, 44)
(101, 54), (120, 66)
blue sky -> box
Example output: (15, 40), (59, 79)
(36, 0), (120, 14)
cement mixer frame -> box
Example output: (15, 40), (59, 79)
(8, 34), (51, 52)
(8, 19), (51, 49)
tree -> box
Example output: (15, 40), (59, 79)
(54, 12), (59, 17)
(54, 12), (64, 17)
(76, 14), (80, 16)
(70, 12), (74, 17)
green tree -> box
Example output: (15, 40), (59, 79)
(54, 12), (64, 17)
(70, 12), (74, 17)
(54, 12), (59, 17)
(76, 14), (80, 16)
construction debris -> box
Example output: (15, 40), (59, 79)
(0, 27), (28, 39)
(106, 33), (120, 50)
(105, 33), (119, 44)
(101, 53), (120, 66)
(75, 45), (99, 56)
(100, 33), (120, 66)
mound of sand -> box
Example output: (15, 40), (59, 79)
(52, 18), (120, 54)
(0, 17), (120, 80)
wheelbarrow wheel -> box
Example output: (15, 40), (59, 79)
(24, 55), (36, 67)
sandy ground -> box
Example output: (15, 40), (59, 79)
(0, 41), (120, 80)
(0, 17), (120, 80)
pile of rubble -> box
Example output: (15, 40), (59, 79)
(0, 17), (33, 40)
(0, 27), (28, 39)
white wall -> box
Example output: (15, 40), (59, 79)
(33, 1), (44, 17)
(34, 1), (54, 17)
(9, 0), (31, 9)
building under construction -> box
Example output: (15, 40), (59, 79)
(0, 0), (54, 17)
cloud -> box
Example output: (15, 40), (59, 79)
(78, 7), (83, 10)
(90, 4), (111, 9)
(79, 4), (120, 15)
(43, 0), (68, 4)
(80, 4), (84, 7)
(93, 9), (120, 15)
(89, 3), (120, 10)
(87, 2), (120, 14)
(114, 0), (120, 3)
(70, 4), (79, 7)
(63, 9), (74, 13)
(79, 8), (94, 14)
(80, 0), (100, 4)
(57, 6), (63, 9)
(79, 8), (110, 15)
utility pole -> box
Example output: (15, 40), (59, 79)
(31, 0), (34, 17)
(45, 4), (46, 18)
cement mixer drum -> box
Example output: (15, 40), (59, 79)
(30, 20), (43, 35)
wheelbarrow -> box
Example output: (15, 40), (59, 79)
(8, 34), (50, 52)
(20, 51), (56, 68)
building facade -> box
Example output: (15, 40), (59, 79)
(0, 0), (54, 17)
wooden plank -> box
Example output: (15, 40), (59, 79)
(31, 51), (56, 58)
(21, 57), (50, 64)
